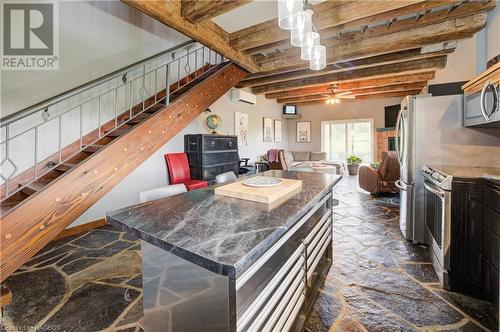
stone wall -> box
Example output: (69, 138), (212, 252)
(375, 128), (396, 162)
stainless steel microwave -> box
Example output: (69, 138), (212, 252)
(464, 79), (500, 127)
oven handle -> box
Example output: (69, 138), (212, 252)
(424, 182), (445, 198)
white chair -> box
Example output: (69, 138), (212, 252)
(215, 171), (237, 184)
(138, 184), (187, 203)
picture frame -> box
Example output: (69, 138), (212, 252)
(263, 117), (273, 142)
(234, 112), (249, 146)
(274, 119), (282, 143)
(296, 121), (311, 143)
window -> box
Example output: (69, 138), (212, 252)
(321, 119), (374, 163)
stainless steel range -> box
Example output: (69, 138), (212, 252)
(421, 165), (453, 288)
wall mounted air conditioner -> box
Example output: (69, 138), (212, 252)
(231, 89), (256, 105)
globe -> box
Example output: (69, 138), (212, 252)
(206, 114), (222, 134)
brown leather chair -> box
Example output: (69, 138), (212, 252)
(268, 150), (288, 171)
(358, 151), (400, 194)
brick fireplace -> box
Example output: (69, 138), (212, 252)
(376, 128), (397, 161)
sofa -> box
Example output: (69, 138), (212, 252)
(358, 151), (400, 194)
(283, 151), (344, 174)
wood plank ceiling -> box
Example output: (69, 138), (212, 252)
(122, 0), (496, 105)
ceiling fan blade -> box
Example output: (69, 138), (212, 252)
(339, 95), (356, 99)
(336, 91), (352, 96)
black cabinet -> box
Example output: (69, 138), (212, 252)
(483, 181), (500, 309)
(450, 178), (500, 309)
(450, 179), (483, 298)
(184, 134), (239, 183)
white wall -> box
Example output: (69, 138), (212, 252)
(429, 6), (500, 85)
(486, 6), (500, 61)
(1, 0), (189, 118)
(202, 90), (288, 161)
(286, 97), (404, 154)
(72, 92), (287, 226)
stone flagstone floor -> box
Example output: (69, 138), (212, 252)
(1, 176), (497, 331)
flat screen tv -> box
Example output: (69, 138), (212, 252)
(384, 104), (400, 128)
(283, 105), (297, 115)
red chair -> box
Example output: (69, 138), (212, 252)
(164, 153), (208, 191)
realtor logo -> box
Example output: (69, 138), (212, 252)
(1, 1), (59, 70)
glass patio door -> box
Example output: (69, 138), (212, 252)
(321, 119), (373, 163)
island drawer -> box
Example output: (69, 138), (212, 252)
(236, 193), (332, 330)
(235, 196), (329, 314)
(237, 245), (305, 332)
(307, 224), (332, 283)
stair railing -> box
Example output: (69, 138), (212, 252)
(0, 41), (226, 201)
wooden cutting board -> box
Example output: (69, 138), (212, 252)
(214, 177), (302, 204)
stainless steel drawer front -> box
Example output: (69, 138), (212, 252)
(237, 245), (305, 331)
(247, 263), (305, 332)
(261, 273), (306, 332)
(308, 232), (332, 281)
(281, 292), (306, 332)
(304, 210), (331, 245)
(236, 191), (333, 332)
(306, 215), (331, 260)
(271, 280), (306, 332)
(236, 194), (330, 290)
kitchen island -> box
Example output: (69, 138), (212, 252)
(107, 170), (341, 331)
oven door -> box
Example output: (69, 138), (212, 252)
(423, 179), (452, 277)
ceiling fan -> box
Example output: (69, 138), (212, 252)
(323, 84), (355, 104)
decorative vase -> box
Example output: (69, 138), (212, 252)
(347, 164), (360, 175)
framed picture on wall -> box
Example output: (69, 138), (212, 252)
(274, 120), (282, 143)
(263, 117), (273, 142)
(234, 112), (249, 146)
(296, 121), (311, 143)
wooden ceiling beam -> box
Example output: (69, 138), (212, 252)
(290, 90), (423, 105)
(229, 0), (342, 52)
(121, 0), (259, 72)
(238, 48), (452, 88)
(258, 13), (486, 72)
(252, 56), (446, 94)
(265, 73), (435, 99)
(235, 0), (456, 54)
(181, 0), (252, 23)
(255, 0), (493, 66)
(275, 82), (427, 103)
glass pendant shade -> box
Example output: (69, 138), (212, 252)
(309, 45), (326, 70)
(278, 0), (303, 30)
(290, 11), (313, 47)
(300, 32), (320, 61)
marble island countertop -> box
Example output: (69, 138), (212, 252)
(106, 170), (341, 278)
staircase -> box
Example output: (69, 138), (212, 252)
(0, 43), (248, 282)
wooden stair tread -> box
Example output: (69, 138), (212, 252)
(106, 126), (132, 138)
(20, 186), (37, 196)
(55, 163), (76, 172)
(83, 145), (106, 153)
(24, 181), (49, 192)
(127, 113), (151, 125)
(143, 103), (165, 114)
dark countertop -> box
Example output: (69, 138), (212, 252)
(106, 170), (341, 279)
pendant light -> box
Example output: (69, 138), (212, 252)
(300, 32), (319, 61)
(278, 0), (302, 30)
(290, 10), (313, 47)
(309, 45), (326, 70)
